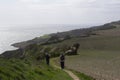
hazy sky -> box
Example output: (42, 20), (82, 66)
(0, 0), (120, 26)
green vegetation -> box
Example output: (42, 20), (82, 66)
(72, 71), (95, 80)
(0, 58), (73, 80)
(41, 34), (51, 39)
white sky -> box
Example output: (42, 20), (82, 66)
(0, 0), (120, 26)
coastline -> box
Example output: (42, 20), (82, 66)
(0, 45), (18, 55)
(0, 25), (93, 55)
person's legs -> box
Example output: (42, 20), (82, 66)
(46, 59), (49, 65)
(47, 59), (49, 65)
(61, 62), (63, 69)
(62, 62), (64, 69)
(61, 62), (64, 69)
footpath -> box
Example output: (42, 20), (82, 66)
(51, 58), (80, 80)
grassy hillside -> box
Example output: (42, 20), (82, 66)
(44, 24), (120, 80)
(0, 58), (73, 80)
(46, 25), (120, 51)
(0, 44), (73, 80)
(1, 20), (120, 80)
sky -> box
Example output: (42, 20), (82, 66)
(0, 0), (120, 27)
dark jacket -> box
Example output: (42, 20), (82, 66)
(60, 54), (65, 62)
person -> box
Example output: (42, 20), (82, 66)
(60, 53), (65, 69)
(45, 52), (50, 65)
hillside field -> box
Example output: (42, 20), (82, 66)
(48, 26), (120, 80)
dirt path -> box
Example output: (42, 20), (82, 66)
(64, 69), (80, 80)
(52, 59), (80, 80)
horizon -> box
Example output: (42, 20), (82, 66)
(0, 20), (119, 29)
(0, 0), (120, 27)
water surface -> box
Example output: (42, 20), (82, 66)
(0, 24), (90, 54)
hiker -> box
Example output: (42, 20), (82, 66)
(60, 53), (65, 69)
(45, 52), (50, 65)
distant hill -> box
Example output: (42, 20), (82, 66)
(1, 20), (119, 59)
(12, 20), (117, 49)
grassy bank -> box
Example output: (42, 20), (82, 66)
(72, 70), (95, 80)
(0, 58), (73, 80)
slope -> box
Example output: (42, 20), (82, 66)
(0, 58), (73, 80)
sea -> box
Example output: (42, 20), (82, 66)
(0, 24), (91, 54)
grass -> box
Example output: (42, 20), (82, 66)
(71, 70), (95, 80)
(0, 58), (73, 80)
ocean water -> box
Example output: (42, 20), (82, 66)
(0, 24), (90, 54)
